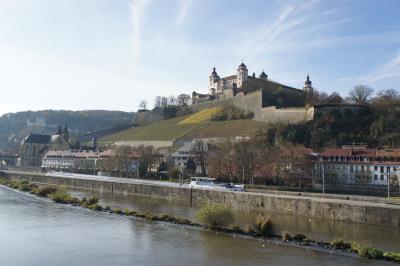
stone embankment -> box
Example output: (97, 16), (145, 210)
(2, 170), (400, 228)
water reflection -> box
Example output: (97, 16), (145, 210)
(69, 187), (400, 251)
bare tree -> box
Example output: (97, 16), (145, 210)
(372, 89), (400, 108)
(154, 96), (162, 108)
(168, 95), (177, 106)
(177, 94), (191, 106)
(111, 146), (133, 177)
(275, 143), (312, 189)
(191, 139), (207, 176)
(355, 168), (373, 192)
(233, 139), (259, 184)
(207, 140), (235, 182)
(139, 100), (148, 110)
(326, 92), (344, 104)
(161, 97), (168, 107)
(348, 85), (374, 104)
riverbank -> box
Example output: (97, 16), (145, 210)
(1, 177), (399, 265)
(3, 170), (400, 228)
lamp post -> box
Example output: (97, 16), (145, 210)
(322, 164), (325, 195)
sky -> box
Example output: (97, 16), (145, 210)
(0, 0), (400, 115)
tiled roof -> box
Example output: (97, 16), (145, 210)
(223, 75), (237, 80)
(320, 147), (400, 158)
(23, 134), (52, 144)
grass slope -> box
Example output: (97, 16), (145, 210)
(101, 113), (264, 143)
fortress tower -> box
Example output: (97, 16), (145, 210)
(303, 74), (313, 99)
(237, 62), (248, 88)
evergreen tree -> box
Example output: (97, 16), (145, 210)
(63, 125), (69, 142)
(56, 125), (62, 135)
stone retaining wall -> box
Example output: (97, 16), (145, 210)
(4, 171), (400, 228)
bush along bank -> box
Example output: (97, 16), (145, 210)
(0, 177), (399, 264)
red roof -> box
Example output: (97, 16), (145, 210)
(320, 147), (400, 159)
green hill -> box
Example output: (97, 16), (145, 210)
(100, 109), (265, 144)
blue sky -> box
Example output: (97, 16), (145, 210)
(0, 0), (399, 115)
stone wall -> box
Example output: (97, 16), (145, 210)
(233, 90), (314, 123)
(4, 171), (400, 227)
(114, 140), (174, 148)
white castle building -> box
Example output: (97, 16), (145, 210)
(193, 62), (313, 104)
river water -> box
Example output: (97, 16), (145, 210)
(0, 186), (396, 266)
(69, 188), (400, 252)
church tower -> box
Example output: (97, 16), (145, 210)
(237, 62), (248, 88)
(303, 74), (313, 99)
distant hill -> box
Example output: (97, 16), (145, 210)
(0, 110), (135, 151)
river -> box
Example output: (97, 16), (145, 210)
(0, 186), (396, 266)
(69, 187), (400, 252)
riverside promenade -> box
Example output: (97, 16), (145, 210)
(2, 170), (400, 228)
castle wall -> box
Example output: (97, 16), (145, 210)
(190, 98), (233, 113)
(233, 90), (314, 123)
(254, 106), (314, 123)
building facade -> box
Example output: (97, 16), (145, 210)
(18, 134), (69, 167)
(313, 145), (400, 186)
(193, 62), (312, 105)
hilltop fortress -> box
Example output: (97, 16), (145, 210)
(135, 62), (370, 126)
(192, 62), (315, 123)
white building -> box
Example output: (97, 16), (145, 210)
(313, 145), (400, 186)
(41, 150), (76, 170)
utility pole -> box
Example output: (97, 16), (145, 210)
(322, 164), (325, 195)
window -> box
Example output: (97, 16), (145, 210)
(387, 166), (390, 173)
(374, 166), (378, 171)
(374, 175), (378, 181)
(380, 175), (384, 181)
(350, 165), (353, 172)
(380, 166), (384, 173)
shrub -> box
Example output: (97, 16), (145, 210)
(159, 214), (174, 222)
(229, 225), (242, 233)
(384, 252), (400, 263)
(114, 209), (123, 215)
(48, 186), (72, 203)
(9, 180), (20, 189)
(89, 204), (103, 211)
(282, 231), (291, 241)
(196, 204), (234, 228)
(330, 239), (351, 250)
(37, 186), (58, 197)
(87, 196), (99, 206)
(19, 182), (30, 192)
(244, 225), (256, 235)
(254, 214), (273, 237)
(352, 243), (383, 259)
(293, 233), (307, 242)
(28, 183), (39, 192)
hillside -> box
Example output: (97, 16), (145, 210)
(101, 108), (265, 144)
(0, 110), (135, 151)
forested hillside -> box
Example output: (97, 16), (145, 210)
(0, 110), (135, 151)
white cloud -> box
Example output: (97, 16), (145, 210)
(339, 52), (400, 85)
(129, 0), (151, 65)
(176, 0), (194, 26)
